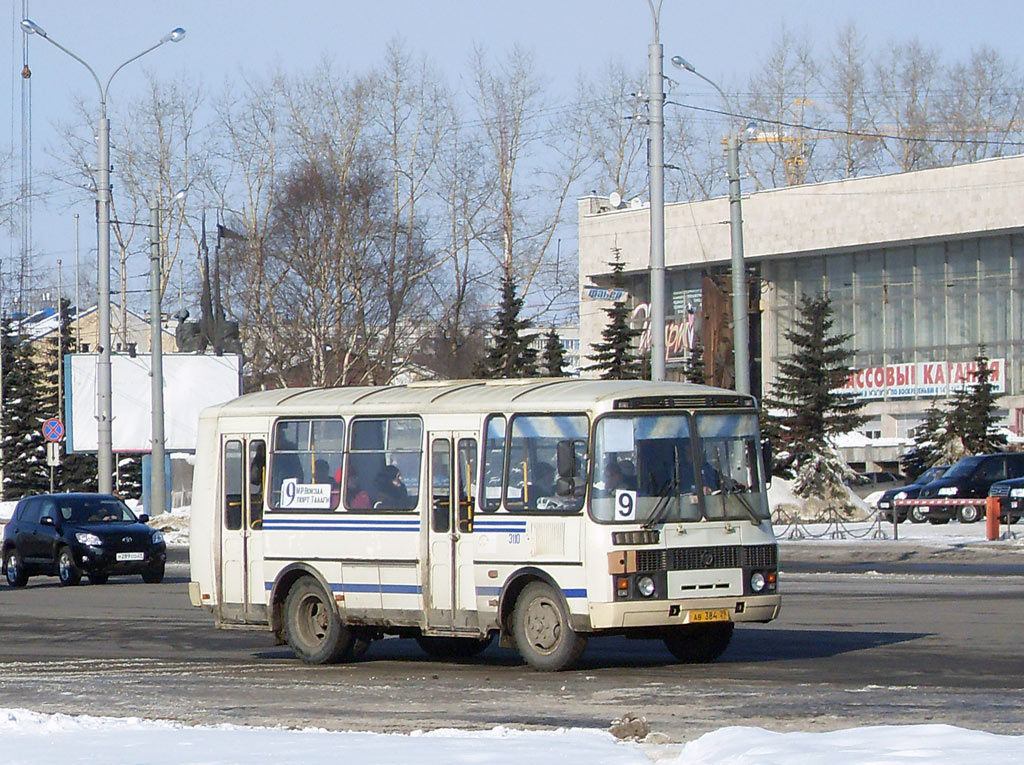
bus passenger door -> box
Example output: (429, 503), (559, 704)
(426, 433), (476, 630)
(219, 436), (267, 623)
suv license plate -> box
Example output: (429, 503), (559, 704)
(688, 608), (730, 623)
(116, 552), (145, 562)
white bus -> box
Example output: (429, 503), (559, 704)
(189, 378), (780, 671)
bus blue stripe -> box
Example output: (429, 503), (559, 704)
(264, 582), (421, 595)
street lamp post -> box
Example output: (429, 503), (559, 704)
(149, 195), (166, 517)
(671, 56), (751, 396)
(21, 19), (185, 493)
(647, 0), (666, 382)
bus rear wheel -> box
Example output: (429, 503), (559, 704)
(513, 581), (587, 671)
(415, 634), (493, 660)
(663, 622), (734, 663)
(284, 577), (353, 664)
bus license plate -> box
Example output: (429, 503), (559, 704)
(688, 608), (730, 623)
(116, 552), (144, 562)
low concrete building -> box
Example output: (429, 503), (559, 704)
(579, 155), (1024, 469)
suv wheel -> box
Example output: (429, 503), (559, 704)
(5, 549), (28, 587)
(957, 504), (981, 523)
(57, 547), (82, 586)
(909, 506), (927, 524)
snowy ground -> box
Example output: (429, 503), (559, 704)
(3, 708), (1023, 764)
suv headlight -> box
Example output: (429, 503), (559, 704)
(1010, 488), (1024, 498)
(937, 486), (959, 496)
(75, 532), (102, 546)
(151, 530), (165, 544)
(894, 491), (908, 500)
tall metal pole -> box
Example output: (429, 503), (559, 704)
(726, 136), (750, 395)
(96, 109), (113, 492)
(670, 56), (751, 396)
(74, 213), (80, 348)
(647, 1), (666, 381)
(149, 195), (166, 516)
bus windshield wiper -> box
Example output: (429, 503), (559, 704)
(710, 446), (761, 525)
(643, 475), (678, 529)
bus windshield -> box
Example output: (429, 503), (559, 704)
(590, 411), (768, 524)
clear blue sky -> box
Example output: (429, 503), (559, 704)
(3, 0), (1020, 298)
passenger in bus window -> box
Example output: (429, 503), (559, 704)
(344, 465), (371, 509)
(373, 465), (411, 509)
(602, 457), (638, 495)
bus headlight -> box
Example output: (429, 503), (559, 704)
(637, 575), (656, 598)
(750, 571), (766, 593)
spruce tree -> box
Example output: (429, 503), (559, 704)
(963, 347), (1006, 454)
(900, 399), (946, 479)
(1, 317), (48, 498)
(541, 326), (568, 377)
(474, 267), (537, 379)
(585, 251), (643, 380)
(763, 293), (866, 504)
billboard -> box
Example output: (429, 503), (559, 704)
(65, 354), (241, 452)
(839, 358), (1005, 400)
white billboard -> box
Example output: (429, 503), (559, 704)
(65, 354), (241, 452)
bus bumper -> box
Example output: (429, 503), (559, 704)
(586, 593), (781, 631)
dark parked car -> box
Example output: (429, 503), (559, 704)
(915, 453), (1024, 524)
(846, 470), (903, 499)
(2, 493), (166, 586)
(878, 465), (950, 523)
(988, 478), (1024, 524)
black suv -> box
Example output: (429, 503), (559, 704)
(2, 493), (166, 586)
(988, 478), (1024, 524)
(878, 465), (950, 523)
(915, 453), (1024, 524)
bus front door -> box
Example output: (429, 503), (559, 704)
(426, 433), (477, 630)
(219, 436), (267, 624)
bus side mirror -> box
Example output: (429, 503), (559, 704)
(761, 438), (773, 486)
(557, 440), (576, 479)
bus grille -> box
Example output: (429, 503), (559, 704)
(635, 543), (776, 572)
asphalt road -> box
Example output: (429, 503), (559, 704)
(0, 560), (1022, 741)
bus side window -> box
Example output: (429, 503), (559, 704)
(458, 438), (477, 532)
(480, 415), (505, 513)
(224, 440), (243, 530)
(431, 439), (452, 533)
(249, 440), (266, 529)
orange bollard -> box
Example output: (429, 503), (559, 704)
(986, 496), (1000, 541)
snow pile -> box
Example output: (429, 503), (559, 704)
(1, 709), (1024, 764)
(678, 724), (1024, 764)
(147, 506), (191, 547)
(768, 476), (871, 521)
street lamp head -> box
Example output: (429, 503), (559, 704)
(670, 55), (695, 74)
(172, 188), (188, 203)
(162, 27), (186, 44)
(20, 18), (47, 37)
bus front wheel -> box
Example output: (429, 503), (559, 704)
(663, 622), (734, 663)
(284, 577), (354, 664)
(512, 581), (587, 671)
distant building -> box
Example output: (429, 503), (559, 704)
(579, 155), (1024, 470)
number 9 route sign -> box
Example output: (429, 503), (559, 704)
(42, 418), (65, 443)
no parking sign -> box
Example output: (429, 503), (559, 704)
(42, 418), (64, 442)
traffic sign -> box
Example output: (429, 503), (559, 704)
(46, 441), (61, 467)
(42, 418), (65, 442)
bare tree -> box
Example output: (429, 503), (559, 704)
(941, 46), (1024, 164)
(822, 21), (881, 178)
(869, 39), (941, 172)
(740, 25), (823, 188)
